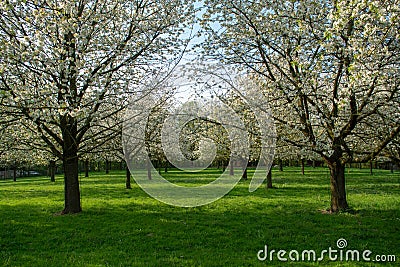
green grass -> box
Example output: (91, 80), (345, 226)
(0, 167), (399, 266)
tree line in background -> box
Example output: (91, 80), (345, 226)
(2, 156), (396, 180)
(1, 0), (399, 214)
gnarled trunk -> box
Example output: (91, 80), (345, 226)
(327, 160), (348, 212)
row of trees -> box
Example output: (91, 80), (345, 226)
(0, 0), (194, 213)
(1, 0), (399, 213)
(199, 0), (400, 211)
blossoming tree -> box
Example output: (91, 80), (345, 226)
(0, 0), (193, 213)
(200, 0), (400, 212)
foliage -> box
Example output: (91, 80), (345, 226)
(199, 0), (400, 211)
(0, 0), (193, 160)
(200, 0), (400, 163)
(0, 0), (194, 212)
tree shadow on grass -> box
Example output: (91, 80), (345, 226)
(1, 196), (399, 267)
(1, 168), (399, 266)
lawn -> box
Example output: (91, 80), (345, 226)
(0, 167), (399, 266)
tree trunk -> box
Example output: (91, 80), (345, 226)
(105, 159), (110, 174)
(301, 159), (305, 175)
(164, 161), (168, 173)
(266, 168), (273, 189)
(147, 158), (152, 180)
(84, 159), (89, 178)
(242, 167), (247, 180)
(278, 158), (283, 171)
(157, 160), (162, 174)
(327, 160), (349, 212)
(13, 167), (17, 182)
(126, 166), (132, 189)
(370, 160), (373, 175)
(61, 116), (82, 214)
(229, 160), (234, 176)
(49, 160), (56, 182)
(240, 158), (247, 180)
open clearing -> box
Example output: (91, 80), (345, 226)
(1, 167), (399, 266)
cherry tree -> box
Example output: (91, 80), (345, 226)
(200, 0), (400, 212)
(178, 110), (231, 171)
(0, 122), (50, 180)
(381, 136), (400, 168)
(0, 0), (193, 213)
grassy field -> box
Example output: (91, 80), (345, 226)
(0, 167), (399, 266)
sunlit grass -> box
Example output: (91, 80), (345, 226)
(0, 167), (399, 266)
